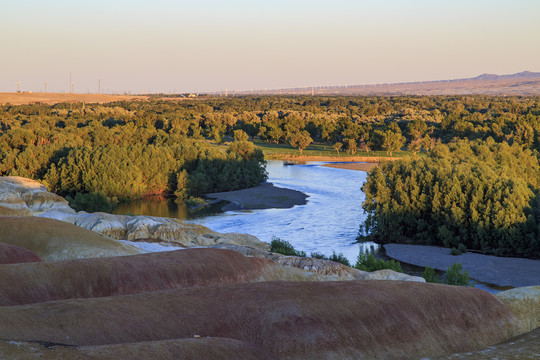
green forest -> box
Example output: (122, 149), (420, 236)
(1, 95), (539, 256)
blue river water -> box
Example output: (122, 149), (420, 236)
(115, 160), (502, 292)
(188, 160), (378, 265)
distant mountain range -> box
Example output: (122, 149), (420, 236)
(471, 71), (540, 81)
(231, 71), (540, 96)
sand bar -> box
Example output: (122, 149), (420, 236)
(323, 162), (378, 171)
(384, 243), (540, 287)
(206, 182), (308, 211)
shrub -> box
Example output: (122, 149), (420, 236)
(421, 266), (440, 283)
(310, 251), (326, 259)
(310, 251), (351, 266)
(354, 252), (402, 272)
(67, 192), (113, 213)
(270, 237), (306, 257)
(451, 244), (468, 255)
(328, 252), (351, 267)
(184, 197), (208, 208)
(445, 263), (472, 286)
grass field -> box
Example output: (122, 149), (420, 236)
(253, 140), (410, 160)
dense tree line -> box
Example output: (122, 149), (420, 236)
(359, 139), (540, 257)
(0, 101), (267, 202)
(1, 95), (539, 157)
(1, 95), (539, 248)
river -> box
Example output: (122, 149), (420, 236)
(188, 160), (378, 265)
(114, 160), (377, 264)
(114, 160), (505, 292)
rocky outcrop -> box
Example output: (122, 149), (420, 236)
(0, 281), (523, 359)
(0, 338), (278, 360)
(0, 176), (74, 215)
(40, 211), (270, 252)
(273, 255), (424, 282)
(366, 269), (426, 282)
(496, 286), (540, 332)
(0, 242), (41, 264)
(0, 216), (142, 261)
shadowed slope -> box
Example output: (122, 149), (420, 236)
(435, 327), (540, 360)
(0, 338), (277, 360)
(0, 281), (522, 359)
(0, 248), (281, 306)
(0, 243), (41, 264)
(0, 217), (141, 261)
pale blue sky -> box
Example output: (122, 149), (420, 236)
(1, 0), (539, 93)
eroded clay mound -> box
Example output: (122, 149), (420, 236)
(0, 248), (280, 306)
(0, 337), (277, 360)
(0, 242), (41, 264)
(0, 217), (142, 261)
(0, 281), (523, 360)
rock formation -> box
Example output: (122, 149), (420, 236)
(0, 216), (142, 261)
(0, 176), (74, 216)
(0, 281), (523, 359)
(0, 175), (534, 359)
(39, 210), (270, 251)
(0, 242), (41, 264)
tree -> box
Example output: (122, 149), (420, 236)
(382, 123), (405, 156)
(233, 129), (249, 142)
(333, 142), (343, 156)
(344, 138), (357, 155)
(407, 118), (429, 140)
(287, 131), (312, 154)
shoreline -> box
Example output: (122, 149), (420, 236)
(384, 243), (540, 288)
(267, 154), (398, 163)
(206, 182), (308, 211)
(323, 162), (378, 171)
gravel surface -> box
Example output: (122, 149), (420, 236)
(384, 244), (540, 288)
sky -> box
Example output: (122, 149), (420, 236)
(1, 0), (539, 94)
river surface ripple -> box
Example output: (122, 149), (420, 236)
(188, 160), (377, 264)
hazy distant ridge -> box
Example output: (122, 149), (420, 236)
(233, 71), (540, 96)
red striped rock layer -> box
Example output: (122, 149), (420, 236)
(0, 281), (522, 359)
(0, 248), (280, 306)
(0, 242), (41, 264)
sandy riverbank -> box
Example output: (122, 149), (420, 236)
(273, 154), (398, 163)
(206, 182), (308, 211)
(384, 243), (540, 288)
(323, 162), (378, 171)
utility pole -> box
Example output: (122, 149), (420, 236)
(98, 79), (101, 94)
(16, 81), (21, 93)
(44, 83), (47, 93)
(69, 72), (75, 94)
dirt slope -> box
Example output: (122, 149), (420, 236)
(0, 281), (522, 359)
